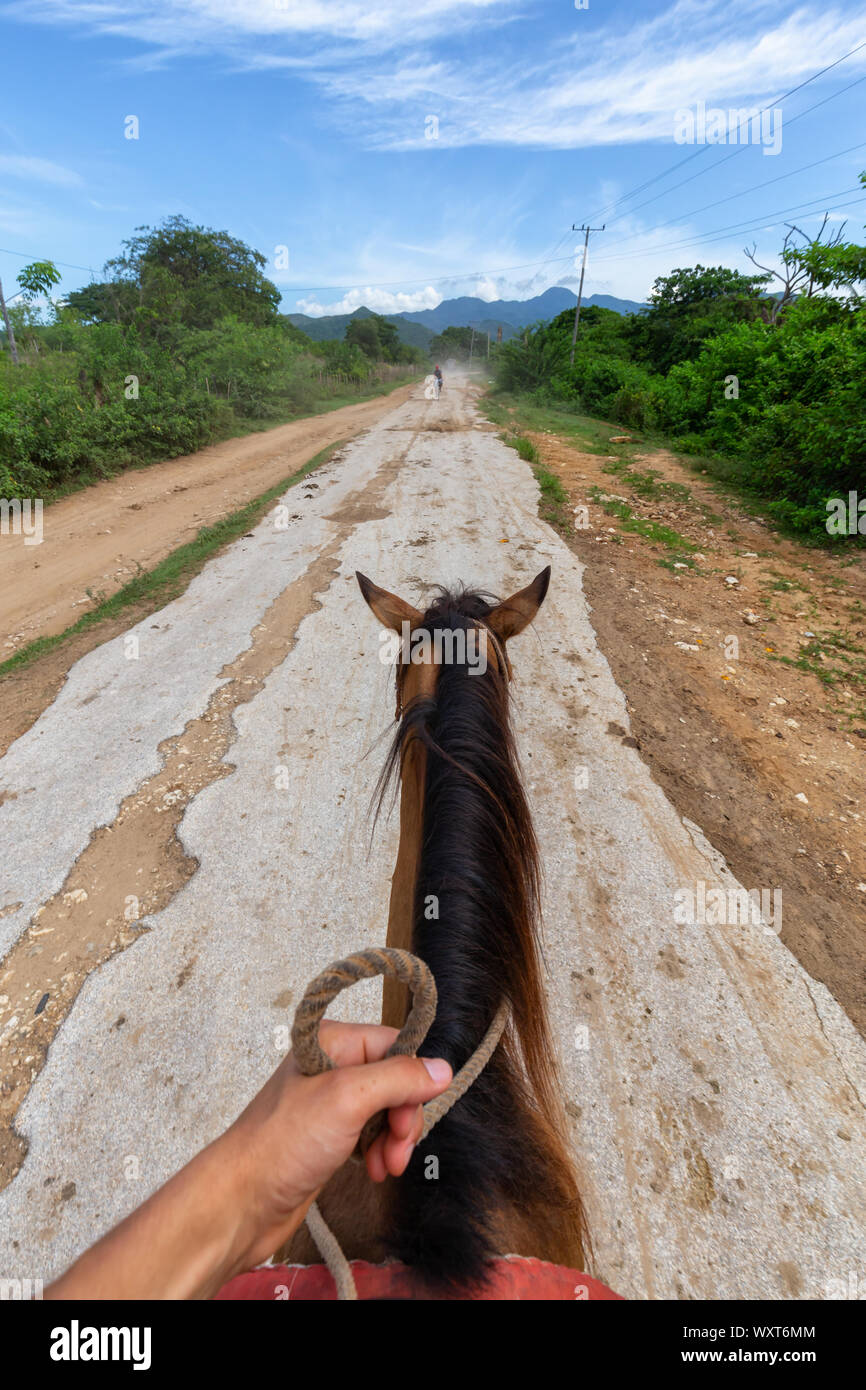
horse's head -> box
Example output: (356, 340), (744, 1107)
(355, 566), (550, 716)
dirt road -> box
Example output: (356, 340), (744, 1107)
(1, 376), (865, 1299)
(0, 383), (414, 652)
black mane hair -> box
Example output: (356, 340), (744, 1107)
(375, 584), (587, 1290)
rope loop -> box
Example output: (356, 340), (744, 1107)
(291, 946), (440, 1159)
(287, 946), (509, 1300)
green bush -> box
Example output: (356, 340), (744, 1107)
(494, 262), (865, 539)
(655, 303), (866, 532)
(0, 314), (413, 498)
(0, 216), (419, 499)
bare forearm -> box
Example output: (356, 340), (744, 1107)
(42, 1026), (450, 1302)
(46, 1136), (263, 1301)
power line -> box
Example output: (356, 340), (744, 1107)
(4, 42), (865, 302)
(287, 61), (866, 295)
(0, 246), (94, 275)
(590, 189), (865, 267)
(585, 37), (866, 226)
(531, 225), (578, 282)
(639, 138), (866, 235)
(573, 138), (866, 264)
(276, 184), (865, 294)
(536, 144), (866, 277)
(602, 72), (866, 230)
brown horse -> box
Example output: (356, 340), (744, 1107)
(286, 565), (588, 1291)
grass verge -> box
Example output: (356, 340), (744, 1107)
(484, 391), (623, 456)
(499, 430), (573, 534)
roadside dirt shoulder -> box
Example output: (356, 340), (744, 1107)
(528, 423), (866, 1037)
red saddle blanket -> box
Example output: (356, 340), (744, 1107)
(216, 1257), (622, 1301)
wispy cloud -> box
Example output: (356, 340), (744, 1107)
(8, 0), (866, 150)
(0, 154), (83, 186)
(7, 0), (516, 56)
(318, 3), (866, 150)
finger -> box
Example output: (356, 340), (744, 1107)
(382, 1101), (426, 1177)
(362, 1098), (424, 1181)
(364, 1130), (389, 1183)
(333, 1054), (452, 1133)
(314, 1020), (400, 1068)
(385, 1100), (421, 1143)
(362, 1111), (422, 1181)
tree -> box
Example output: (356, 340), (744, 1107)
(104, 215), (281, 333)
(345, 316), (381, 358)
(629, 264), (769, 373)
(16, 260), (61, 301)
(371, 314), (401, 360)
(745, 213), (853, 323)
(0, 260), (61, 364)
(748, 174), (866, 312)
(495, 319), (569, 392)
(429, 325), (476, 360)
(64, 279), (139, 325)
(0, 276), (18, 364)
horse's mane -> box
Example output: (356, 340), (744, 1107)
(374, 584), (588, 1289)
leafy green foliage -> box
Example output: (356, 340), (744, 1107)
(494, 205), (866, 540)
(104, 215), (281, 333)
(1, 219), (419, 499)
(65, 280), (139, 325)
(628, 265), (769, 374)
(429, 325), (477, 360)
(344, 312), (421, 364)
(658, 300), (865, 532)
(780, 173), (866, 307)
(16, 260), (62, 300)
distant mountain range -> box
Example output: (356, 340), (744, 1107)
(398, 287), (646, 333)
(286, 287), (646, 346)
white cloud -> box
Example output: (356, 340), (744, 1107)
(10, 1), (866, 153)
(324, 4), (866, 151)
(296, 284), (441, 315)
(0, 155), (83, 187)
(473, 277), (500, 301)
(8, 0), (515, 54)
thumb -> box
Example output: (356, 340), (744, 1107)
(333, 1054), (452, 1132)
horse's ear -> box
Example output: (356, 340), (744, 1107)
(356, 571), (423, 634)
(486, 566), (550, 641)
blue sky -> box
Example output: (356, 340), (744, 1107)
(1, 0), (865, 316)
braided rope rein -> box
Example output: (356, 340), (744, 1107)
(290, 946), (509, 1301)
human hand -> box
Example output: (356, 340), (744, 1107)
(223, 1020), (453, 1273)
(46, 1021), (452, 1301)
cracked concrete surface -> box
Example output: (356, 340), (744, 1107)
(1, 378), (865, 1298)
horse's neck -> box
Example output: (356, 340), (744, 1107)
(382, 738), (426, 1028)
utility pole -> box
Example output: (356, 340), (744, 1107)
(468, 326), (476, 366)
(569, 223), (604, 366)
(0, 277), (20, 365)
